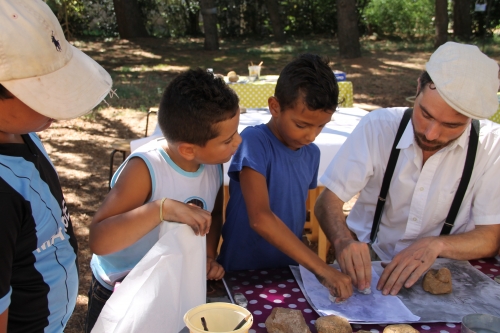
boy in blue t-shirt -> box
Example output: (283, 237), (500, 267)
(218, 54), (353, 302)
(0, 1), (112, 332)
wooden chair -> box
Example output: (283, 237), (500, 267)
(108, 107), (158, 188)
(304, 186), (331, 261)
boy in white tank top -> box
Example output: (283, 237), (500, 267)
(85, 69), (242, 332)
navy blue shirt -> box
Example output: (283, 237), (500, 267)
(218, 124), (319, 271)
(0, 133), (78, 333)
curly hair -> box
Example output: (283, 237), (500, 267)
(158, 68), (239, 146)
(275, 53), (339, 112)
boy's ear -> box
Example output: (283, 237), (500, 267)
(268, 96), (281, 116)
(177, 142), (196, 161)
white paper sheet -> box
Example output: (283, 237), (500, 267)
(92, 222), (206, 333)
(298, 264), (420, 323)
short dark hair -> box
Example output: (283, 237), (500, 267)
(275, 54), (338, 112)
(417, 71), (436, 96)
(0, 84), (13, 100)
(158, 68), (239, 146)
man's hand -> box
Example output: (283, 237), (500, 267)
(334, 238), (372, 291)
(377, 237), (441, 295)
(315, 266), (353, 303)
(162, 199), (212, 236)
(206, 257), (224, 280)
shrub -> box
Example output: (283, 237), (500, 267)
(362, 0), (435, 39)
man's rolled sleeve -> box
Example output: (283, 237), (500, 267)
(320, 113), (378, 203)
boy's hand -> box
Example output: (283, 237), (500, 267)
(206, 257), (224, 280)
(162, 199), (212, 236)
(316, 266), (353, 303)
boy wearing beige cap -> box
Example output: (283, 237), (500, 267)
(315, 42), (500, 298)
(0, 0), (112, 332)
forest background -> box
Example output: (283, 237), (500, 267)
(36, 0), (500, 331)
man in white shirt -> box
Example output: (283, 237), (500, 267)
(315, 42), (500, 298)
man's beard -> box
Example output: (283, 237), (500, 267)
(412, 122), (457, 152)
(414, 131), (451, 151)
(413, 131), (451, 151)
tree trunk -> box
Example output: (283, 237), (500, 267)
(184, 0), (201, 36)
(264, 0), (286, 43)
(453, 0), (472, 40)
(336, 0), (361, 59)
(112, 0), (148, 39)
(200, 0), (219, 50)
(434, 0), (448, 48)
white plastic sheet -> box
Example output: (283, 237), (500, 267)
(92, 222), (206, 333)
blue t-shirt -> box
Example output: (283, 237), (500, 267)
(218, 124), (319, 271)
(0, 133), (78, 333)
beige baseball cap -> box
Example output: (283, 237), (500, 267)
(0, 0), (112, 120)
(426, 42), (499, 120)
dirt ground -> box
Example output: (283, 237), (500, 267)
(38, 38), (493, 332)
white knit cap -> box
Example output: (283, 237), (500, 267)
(0, 0), (112, 120)
(426, 42), (499, 119)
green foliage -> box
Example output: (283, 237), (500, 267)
(45, 0), (500, 40)
(362, 0), (435, 39)
(140, 0), (198, 37)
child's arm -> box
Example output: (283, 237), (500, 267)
(89, 157), (212, 255)
(206, 185), (224, 280)
(0, 309), (7, 333)
(239, 166), (353, 301)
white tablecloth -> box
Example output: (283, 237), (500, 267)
(130, 107), (368, 185)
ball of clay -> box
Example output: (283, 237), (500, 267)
(422, 267), (452, 295)
(315, 315), (352, 333)
(227, 71), (236, 77)
(228, 74), (239, 82)
(265, 307), (311, 333)
(383, 324), (419, 333)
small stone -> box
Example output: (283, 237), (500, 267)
(265, 307), (311, 333)
(358, 287), (371, 295)
(422, 267), (452, 295)
(315, 315), (352, 333)
(228, 74), (239, 82)
(383, 324), (419, 333)
(328, 294), (346, 304)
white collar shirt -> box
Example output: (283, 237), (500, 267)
(320, 107), (500, 262)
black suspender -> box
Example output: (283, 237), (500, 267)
(440, 119), (479, 235)
(370, 108), (412, 243)
(370, 108), (480, 243)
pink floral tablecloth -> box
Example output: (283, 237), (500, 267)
(223, 257), (500, 333)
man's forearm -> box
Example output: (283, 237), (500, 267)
(437, 224), (500, 260)
(314, 188), (353, 247)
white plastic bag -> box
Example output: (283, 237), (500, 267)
(92, 222), (206, 333)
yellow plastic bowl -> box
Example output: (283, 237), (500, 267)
(183, 302), (253, 333)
